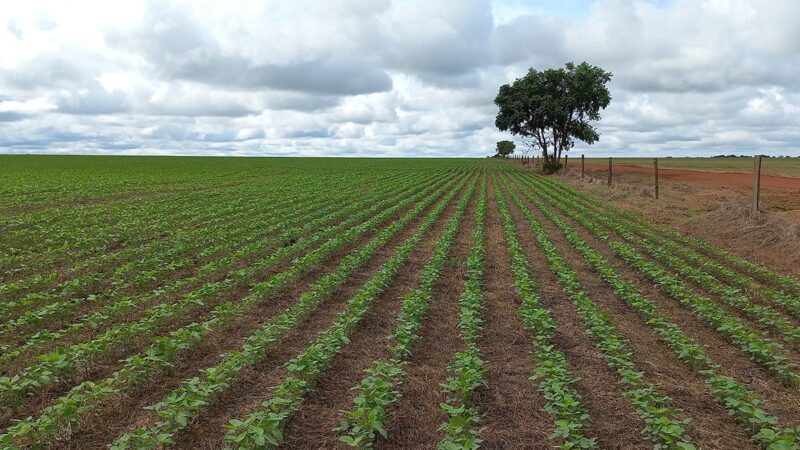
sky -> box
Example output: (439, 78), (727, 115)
(1, 0), (799, 158)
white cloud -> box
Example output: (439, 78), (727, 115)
(0, 97), (56, 114)
(0, 0), (799, 157)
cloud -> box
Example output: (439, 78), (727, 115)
(0, 0), (799, 157)
(55, 81), (130, 115)
(110, 1), (392, 95)
(378, 0), (493, 77)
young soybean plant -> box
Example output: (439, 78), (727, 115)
(438, 179), (487, 450)
(494, 177), (596, 450)
(222, 178), (476, 449)
(336, 177), (477, 449)
(1, 177), (464, 448)
(515, 174), (799, 449)
(521, 173), (800, 385)
(106, 179), (469, 450)
(502, 175), (696, 450)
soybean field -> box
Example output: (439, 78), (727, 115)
(2, 156), (800, 450)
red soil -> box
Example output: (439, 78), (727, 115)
(581, 163), (800, 190)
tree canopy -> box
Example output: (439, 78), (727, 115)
(495, 140), (515, 158)
(494, 62), (612, 173)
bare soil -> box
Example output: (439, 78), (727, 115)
(474, 182), (553, 449)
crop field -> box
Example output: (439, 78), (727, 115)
(3, 156), (800, 449)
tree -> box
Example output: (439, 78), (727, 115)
(495, 140), (515, 158)
(494, 62), (612, 173)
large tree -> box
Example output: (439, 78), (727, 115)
(495, 140), (515, 158)
(494, 62), (612, 173)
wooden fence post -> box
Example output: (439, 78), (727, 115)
(752, 155), (762, 215)
(581, 154), (585, 179)
(564, 155), (568, 175)
(607, 157), (613, 186)
(654, 158), (659, 199)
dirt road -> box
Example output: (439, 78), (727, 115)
(581, 163), (800, 190)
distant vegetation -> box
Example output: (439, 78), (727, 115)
(494, 140), (516, 158)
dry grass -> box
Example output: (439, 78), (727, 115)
(556, 170), (800, 277)
(701, 195), (799, 246)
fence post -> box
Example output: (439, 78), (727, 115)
(564, 154), (568, 175)
(752, 155), (762, 215)
(654, 158), (659, 199)
(607, 157), (613, 186)
(581, 154), (585, 179)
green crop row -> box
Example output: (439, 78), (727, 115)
(2, 184), (265, 282)
(514, 172), (800, 449)
(335, 177), (476, 449)
(438, 179), (488, 450)
(221, 176), (475, 450)
(537, 175), (800, 331)
(0, 174), (468, 447)
(107, 173), (469, 449)
(493, 176), (596, 449)
(0, 172), (461, 402)
(585, 209), (800, 323)
(518, 173), (800, 384)
(0, 189), (327, 332)
(503, 175), (696, 450)
(0, 170), (441, 362)
(0, 168), (425, 310)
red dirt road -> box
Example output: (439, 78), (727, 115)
(581, 163), (800, 190)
